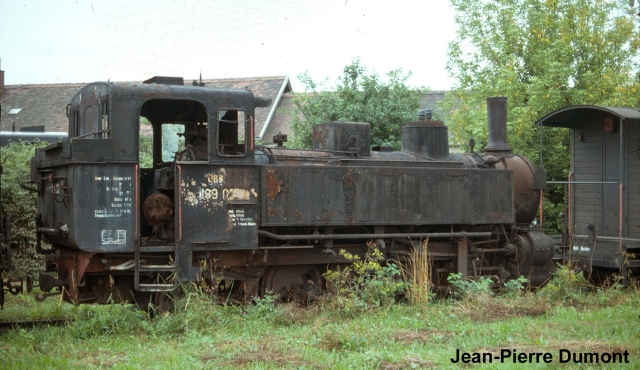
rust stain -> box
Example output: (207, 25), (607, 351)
(295, 211), (302, 222)
(486, 213), (502, 221)
(268, 208), (276, 217)
(265, 170), (283, 201)
(312, 127), (326, 143)
(344, 171), (355, 188)
(225, 169), (253, 188)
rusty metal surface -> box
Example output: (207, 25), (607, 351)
(43, 165), (137, 253)
(494, 154), (539, 224)
(313, 121), (371, 156)
(262, 165), (514, 226)
(401, 121), (450, 160)
(178, 164), (259, 252)
(143, 192), (173, 226)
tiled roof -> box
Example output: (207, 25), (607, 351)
(0, 76), (292, 138)
(0, 83), (84, 132)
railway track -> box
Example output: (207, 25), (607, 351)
(0, 319), (73, 332)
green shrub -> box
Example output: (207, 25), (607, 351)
(539, 262), (589, 301)
(447, 272), (494, 299)
(323, 242), (409, 312)
(1, 140), (49, 276)
(503, 276), (529, 297)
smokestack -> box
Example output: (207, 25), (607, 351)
(485, 97), (511, 154)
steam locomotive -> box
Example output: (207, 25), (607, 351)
(29, 77), (555, 306)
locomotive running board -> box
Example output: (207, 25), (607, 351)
(134, 245), (178, 292)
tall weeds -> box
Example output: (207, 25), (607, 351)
(404, 238), (432, 306)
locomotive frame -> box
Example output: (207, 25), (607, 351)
(30, 77), (555, 306)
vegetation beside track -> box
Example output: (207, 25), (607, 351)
(1, 263), (639, 369)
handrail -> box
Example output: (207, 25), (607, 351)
(540, 175), (623, 258)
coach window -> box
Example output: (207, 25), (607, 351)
(217, 109), (247, 156)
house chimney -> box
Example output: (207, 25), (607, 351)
(485, 97), (512, 154)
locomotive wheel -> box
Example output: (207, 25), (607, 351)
(152, 286), (184, 314)
(261, 265), (321, 303)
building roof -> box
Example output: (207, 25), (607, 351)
(0, 76), (292, 139)
(0, 83), (84, 132)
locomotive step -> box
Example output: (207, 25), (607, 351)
(137, 283), (176, 291)
(139, 245), (175, 253)
(138, 265), (176, 272)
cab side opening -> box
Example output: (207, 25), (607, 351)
(137, 99), (208, 244)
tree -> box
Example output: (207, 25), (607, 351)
(288, 59), (423, 149)
(443, 0), (640, 231)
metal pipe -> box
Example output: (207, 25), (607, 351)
(547, 181), (620, 184)
(176, 165), (182, 242)
(618, 183), (623, 255)
(474, 248), (507, 253)
(618, 119), (624, 255)
(593, 183), (597, 239)
(568, 172), (573, 254)
(257, 230), (491, 241)
(563, 183), (567, 253)
(37, 227), (61, 235)
(539, 189), (543, 228)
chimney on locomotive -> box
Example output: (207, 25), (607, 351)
(400, 108), (450, 160)
(484, 97), (512, 154)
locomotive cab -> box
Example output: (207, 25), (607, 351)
(32, 78), (269, 303)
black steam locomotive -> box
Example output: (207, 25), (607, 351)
(30, 77), (555, 306)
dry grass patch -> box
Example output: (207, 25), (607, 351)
(394, 328), (452, 344)
(201, 348), (315, 368)
(199, 337), (319, 368)
(225, 350), (311, 368)
(453, 294), (549, 322)
(82, 350), (127, 368)
(273, 302), (321, 326)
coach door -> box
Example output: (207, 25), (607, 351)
(602, 140), (621, 237)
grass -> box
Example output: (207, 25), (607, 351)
(1, 283), (639, 369)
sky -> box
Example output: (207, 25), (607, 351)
(0, 0), (458, 92)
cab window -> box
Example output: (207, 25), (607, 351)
(218, 109), (247, 156)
